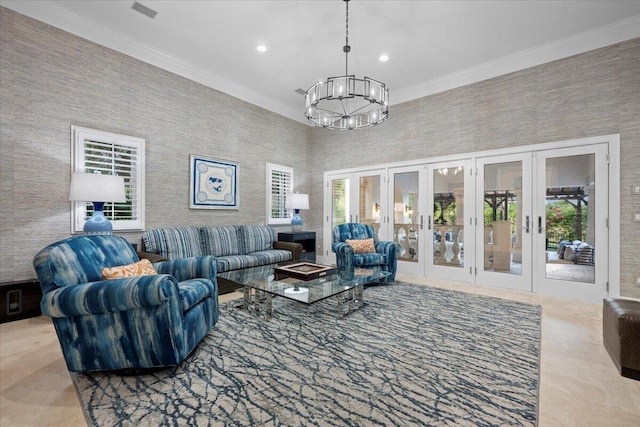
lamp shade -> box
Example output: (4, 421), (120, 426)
(286, 193), (309, 210)
(69, 172), (126, 203)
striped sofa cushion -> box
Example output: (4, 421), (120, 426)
(240, 225), (275, 254)
(200, 226), (241, 257)
(160, 227), (203, 259)
(142, 229), (169, 257)
(215, 255), (261, 272)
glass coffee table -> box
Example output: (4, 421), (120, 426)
(217, 261), (390, 319)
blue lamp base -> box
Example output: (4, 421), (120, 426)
(83, 202), (114, 235)
(291, 209), (304, 233)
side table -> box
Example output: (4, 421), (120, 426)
(0, 279), (42, 323)
(278, 231), (316, 262)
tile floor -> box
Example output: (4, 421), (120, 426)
(1, 275), (638, 426)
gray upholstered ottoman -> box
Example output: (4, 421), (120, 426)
(603, 298), (640, 380)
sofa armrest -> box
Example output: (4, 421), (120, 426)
(274, 241), (303, 260)
(137, 251), (169, 263)
(41, 275), (180, 318)
(153, 255), (217, 281)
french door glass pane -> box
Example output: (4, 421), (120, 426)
(545, 154), (595, 283)
(433, 167), (464, 267)
(359, 175), (381, 239)
(332, 178), (349, 231)
(394, 172), (419, 262)
(483, 161), (522, 275)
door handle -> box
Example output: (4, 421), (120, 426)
(427, 215), (432, 230)
(525, 215), (530, 233)
(538, 216), (544, 234)
(420, 215), (424, 230)
(355, 214), (359, 223)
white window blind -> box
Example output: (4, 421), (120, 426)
(71, 126), (145, 233)
(266, 163), (293, 225)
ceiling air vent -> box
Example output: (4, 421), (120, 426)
(131, 1), (158, 19)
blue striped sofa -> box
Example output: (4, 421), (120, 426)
(33, 235), (218, 373)
(142, 225), (302, 292)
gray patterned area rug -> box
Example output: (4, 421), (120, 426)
(71, 282), (541, 426)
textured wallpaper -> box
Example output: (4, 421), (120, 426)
(1, 7), (639, 297)
(0, 8), (311, 282)
(308, 39), (640, 298)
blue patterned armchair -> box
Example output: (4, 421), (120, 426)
(33, 235), (219, 372)
(332, 223), (398, 283)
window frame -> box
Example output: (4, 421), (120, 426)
(266, 162), (293, 226)
(70, 125), (145, 233)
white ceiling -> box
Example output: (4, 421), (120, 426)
(4, 0), (640, 125)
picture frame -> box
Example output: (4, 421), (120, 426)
(189, 154), (238, 209)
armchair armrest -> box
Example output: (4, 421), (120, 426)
(153, 255), (218, 281)
(332, 241), (354, 257)
(41, 274), (180, 318)
(375, 241), (399, 258)
(332, 242), (355, 272)
(274, 241), (303, 260)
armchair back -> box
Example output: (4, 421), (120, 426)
(34, 235), (139, 293)
(332, 223), (377, 243)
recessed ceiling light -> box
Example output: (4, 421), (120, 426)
(257, 45), (267, 53)
(379, 54), (389, 62)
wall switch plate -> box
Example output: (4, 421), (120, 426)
(636, 275), (640, 287)
(633, 185), (640, 195)
(634, 212), (640, 223)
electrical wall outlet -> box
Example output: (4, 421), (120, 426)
(633, 185), (640, 195)
(636, 275), (640, 287)
(633, 212), (640, 223)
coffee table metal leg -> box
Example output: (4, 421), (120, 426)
(243, 286), (251, 310)
(355, 283), (364, 309)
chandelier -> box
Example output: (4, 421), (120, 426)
(304, 0), (389, 130)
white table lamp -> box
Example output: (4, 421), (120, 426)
(286, 193), (309, 232)
(70, 172), (126, 235)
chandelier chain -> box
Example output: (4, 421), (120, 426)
(344, 0), (349, 76)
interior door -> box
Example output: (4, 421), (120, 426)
(475, 154), (533, 291)
(533, 143), (609, 301)
(388, 166), (425, 276)
(426, 160), (475, 283)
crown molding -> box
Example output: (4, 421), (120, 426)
(392, 15), (640, 105)
(3, 1), (639, 124)
(2, 0), (304, 124)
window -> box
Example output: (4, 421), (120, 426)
(71, 125), (145, 233)
(266, 163), (293, 225)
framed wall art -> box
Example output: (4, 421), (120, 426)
(190, 154), (238, 209)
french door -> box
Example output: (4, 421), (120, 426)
(425, 160), (475, 283)
(475, 154), (533, 292)
(388, 166), (425, 276)
(533, 144), (609, 300)
(322, 136), (616, 302)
